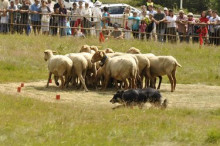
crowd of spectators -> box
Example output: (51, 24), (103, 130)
(0, 0), (220, 45)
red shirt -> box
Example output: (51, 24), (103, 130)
(199, 17), (209, 23)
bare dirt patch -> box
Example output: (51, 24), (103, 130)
(0, 81), (220, 109)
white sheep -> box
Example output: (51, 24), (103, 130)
(91, 51), (139, 89)
(44, 50), (73, 89)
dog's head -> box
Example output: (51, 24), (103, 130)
(110, 90), (124, 104)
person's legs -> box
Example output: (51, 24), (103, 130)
(178, 32), (184, 42)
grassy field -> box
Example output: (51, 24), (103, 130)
(0, 34), (220, 145)
(0, 34), (220, 85)
(0, 93), (220, 145)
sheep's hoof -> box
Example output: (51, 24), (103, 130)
(85, 89), (89, 92)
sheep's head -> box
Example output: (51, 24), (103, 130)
(80, 45), (91, 53)
(90, 45), (99, 52)
(91, 51), (105, 63)
(127, 47), (141, 54)
(105, 48), (114, 53)
(44, 50), (56, 61)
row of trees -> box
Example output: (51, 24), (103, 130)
(130, 0), (220, 14)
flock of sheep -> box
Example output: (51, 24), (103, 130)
(44, 45), (182, 92)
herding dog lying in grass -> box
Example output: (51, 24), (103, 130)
(110, 87), (167, 109)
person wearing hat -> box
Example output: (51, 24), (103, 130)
(8, 0), (17, 34)
(186, 12), (196, 43)
(109, 23), (124, 39)
(83, 2), (92, 35)
(30, 0), (41, 35)
(91, 0), (102, 37)
(176, 10), (187, 42)
(163, 7), (168, 42)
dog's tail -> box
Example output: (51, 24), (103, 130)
(161, 99), (168, 109)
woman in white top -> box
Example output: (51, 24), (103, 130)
(165, 9), (177, 43)
(40, 0), (51, 35)
(83, 2), (92, 35)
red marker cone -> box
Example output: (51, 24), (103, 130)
(49, 79), (52, 83)
(21, 83), (24, 87)
(56, 95), (60, 100)
(17, 87), (21, 93)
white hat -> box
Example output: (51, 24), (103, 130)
(164, 7), (168, 11)
(95, 0), (102, 6)
(187, 12), (193, 16)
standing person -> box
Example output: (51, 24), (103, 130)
(208, 10), (219, 45)
(19, 0), (29, 35)
(139, 19), (147, 40)
(207, 9), (212, 20)
(101, 7), (109, 29)
(30, 0), (41, 35)
(154, 7), (166, 42)
(0, 8), (8, 33)
(59, 3), (67, 36)
(91, 0), (102, 37)
(147, 5), (156, 40)
(176, 10), (187, 42)
(70, 2), (77, 34)
(198, 11), (209, 45)
(186, 12), (196, 43)
(15, 0), (21, 33)
(8, 0), (17, 34)
(128, 11), (140, 39)
(47, 0), (54, 13)
(83, 2), (92, 35)
(40, 0), (51, 35)
(145, 14), (155, 40)
(75, 0), (85, 32)
(163, 7), (168, 42)
(165, 9), (177, 43)
(51, 7), (59, 35)
(123, 6), (132, 39)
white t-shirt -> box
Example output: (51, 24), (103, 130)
(166, 15), (177, 28)
(92, 7), (102, 22)
(0, 15), (8, 23)
(209, 16), (220, 33)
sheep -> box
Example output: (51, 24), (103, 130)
(91, 51), (139, 90)
(65, 53), (89, 92)
(127, 47), (141, 54)
(79, 45), (99, 54)
(147, 55), (182, 92)
(104, 48), (115, 53)
(44, 50), (73, 89)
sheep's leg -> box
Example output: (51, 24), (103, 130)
(157, 76), (162, 90)
(124, 79), (129, 90)
(46, 72), (52, 88)
(103, 75), (110, 90)
(131, 77), (136, 89)
(145, 76), (149, 88)
(60, 76), (64, 89)
(78, 74), (89, 92)
(167, 75), (174, 92)
(171, 70), (176, 90)
(54, 75), (59, 86)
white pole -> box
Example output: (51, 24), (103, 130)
(180, 0), (183, 9)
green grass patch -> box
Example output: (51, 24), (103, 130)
(0, 93), (220, 145)
(0, 34), (220, 86)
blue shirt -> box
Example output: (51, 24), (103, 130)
(128, 16), (140, 30)
(30, 3), (41, 21)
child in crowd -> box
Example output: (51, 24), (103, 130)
(139, 19), (147, 40)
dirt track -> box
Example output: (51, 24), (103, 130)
(0, 81), (220, 109)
